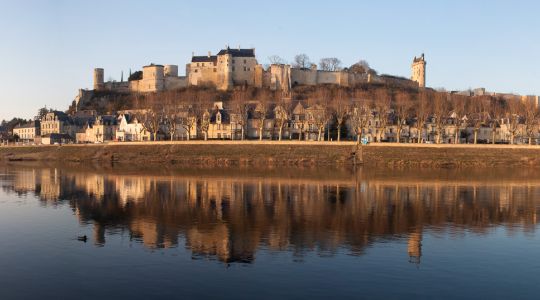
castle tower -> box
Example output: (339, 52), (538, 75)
(93, 68), (104, 90)
(217, 52), (233, 90)
(141, 64), (165, 92)
(164, 65), (179, 77)
(411, 54), (426, 88)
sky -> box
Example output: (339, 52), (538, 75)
(0, 0), (539, 121)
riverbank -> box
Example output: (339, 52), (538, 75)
(1, 141), (540, 168)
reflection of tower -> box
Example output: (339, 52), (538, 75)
(408, 230), (422, 265)
(94, 223), (106, 246)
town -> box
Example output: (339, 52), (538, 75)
(1, 47), (539, 146)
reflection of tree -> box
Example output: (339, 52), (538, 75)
(4, 166), (540, 264)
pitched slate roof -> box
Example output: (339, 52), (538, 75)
(15, 121), (40, 129)
(210, 109), (231, 124)
(217, 48), (255, 57)
(191, 56), (218, 63)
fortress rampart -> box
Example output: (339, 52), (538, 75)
(92, 47), (426, 95)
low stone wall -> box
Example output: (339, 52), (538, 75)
(1, 142), (540, 168)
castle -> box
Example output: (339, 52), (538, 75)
(91, 46), (426, 94)
(93, 64), (188, 93)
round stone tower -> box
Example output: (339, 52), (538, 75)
(411, 54), (426, 88)
(164, 65), (179, 77)
(93, 68), (104, 90)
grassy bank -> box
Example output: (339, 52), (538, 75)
(1, 141), (540, 168)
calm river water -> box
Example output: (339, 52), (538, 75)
(0, 163), (539, 299)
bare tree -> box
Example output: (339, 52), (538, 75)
(274, 100), (290, 141)
(255, 90), (271, 140)
(433, 93), (450, 144)
(488, 97), (506, 144)
(231, 90), (250, 140)
(414, 90), (432, 143)
(451, 95), (467, 144)
(162, 91), (180, 141)
(506, 99), (523, 144)
(139, 110), (162, 141)
(468, 97), (490, 144)
(331, 88), (350, 142)
(268, 55), (286, 65)
(163, 114), (179, 141)
(350, 99), (371, 143)
(178, 109), (196, 140)
(200, 110), (210, 141)
(523, 99), (539, 145)
(293, 54), (311, 69)
(197, 90), (214, 141)
(373, 89), (391, 142)
(319, 57), (342, 71)
(137, 93), (163, 141)
(393, 92), (413, 143)
(350, 60), (373, 74)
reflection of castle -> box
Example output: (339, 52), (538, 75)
(4, 166), (540, 264)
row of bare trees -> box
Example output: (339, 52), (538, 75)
(268, 53), (376, 74)
(122, 85), (539, 144)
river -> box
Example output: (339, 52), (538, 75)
(0, 163), (539, 299)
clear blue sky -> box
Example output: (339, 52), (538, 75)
(1, 0), (539, 121)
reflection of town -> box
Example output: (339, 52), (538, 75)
(2, 165), (540, 264)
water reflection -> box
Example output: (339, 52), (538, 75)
(1, 164), (539, 264)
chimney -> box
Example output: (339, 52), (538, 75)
(208, 51), (211, 57)
(238, 45), (240, 50)
(192, 51), (194, 57)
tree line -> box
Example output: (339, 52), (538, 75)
(119, 84), (539, 144)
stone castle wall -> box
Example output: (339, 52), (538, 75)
(92, 50), (424, 94)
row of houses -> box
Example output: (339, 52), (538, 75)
(12, 111), (151, 144)
(9, 100), (540, 145)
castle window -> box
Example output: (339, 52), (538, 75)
(213, 68), (217, 72)
(232, 59), (235, 64)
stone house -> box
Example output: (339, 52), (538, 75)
(40, 111), (70, 136)
(115, 114), (150, 142)
(206, 105), (242, 140)
(13, 120), (40, 142)
(76, 115), (118, 143)
(289, 102), (307, 140)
